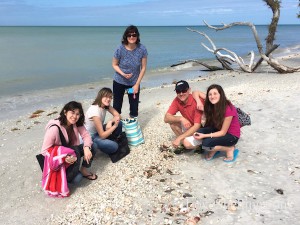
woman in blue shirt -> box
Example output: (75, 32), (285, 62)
(112, 25), (148, 118)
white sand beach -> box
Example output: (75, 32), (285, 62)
(0, 55), (300, 225)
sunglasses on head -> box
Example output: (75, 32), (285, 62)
(127, 33), (137, 38)
(176, 89), (188, 94)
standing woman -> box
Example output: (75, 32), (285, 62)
(41, 101), (97, 181)
(183, 84), (241, 162)
(85, 87), (122, 154)
(112, 25), (148, 118)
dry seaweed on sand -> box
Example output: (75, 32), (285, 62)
(29, 109), (45, 118)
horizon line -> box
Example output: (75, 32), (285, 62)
(0, 23), (299, 27)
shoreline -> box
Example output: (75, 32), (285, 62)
(1, 53), (300, 224)
(2, 46), (298, 122)
(0, 62), (209, 121)
(1, 43), (299, 102)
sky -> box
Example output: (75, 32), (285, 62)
(0, 0), (299, 26)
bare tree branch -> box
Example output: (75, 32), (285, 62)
(203, 20), (264, 55)
(203, 20), (300, 73)
(188, 26), (255, 72)
(216, 56), (234, 70)
(187, 27), (235, 62)
(184, 8), (300, 74)
(215, 48), (254, 72)
(252, 44), (279, 71)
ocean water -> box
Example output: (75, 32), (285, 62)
(0, 25), (300, 97)
(0, 25), (299, 120)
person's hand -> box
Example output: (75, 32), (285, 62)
(181, 117), (192, 129)
(113, 116), (120, 125)
(124, 73), (133, 79)
(112, 119), (119, 128)
(193, 132), (204, 140)
(132, 85), (139, 94)
(83, 147), (92, 164)
(106, 120), (113, 129)
(193, 132), (200, 140)
(196, 101), (204, 111)
(114, 115), (121, 122)
(172, 137), (181, 148)
(65, 155), (77, 164)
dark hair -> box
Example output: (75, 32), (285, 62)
(92, 87), (113, 109)
(121, 25), (140, 45)
(58, 101), (85, 127)
(204, 84), (232, 130)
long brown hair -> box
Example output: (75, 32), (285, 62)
(59, 101), (85, 127)
(204, 84), (232, 130)
(58, 101), (85, 145)
(92, 87), (113, 109)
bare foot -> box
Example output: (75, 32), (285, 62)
(80, 167), (97, 179)
(223, 146), (235, 161)
(82, 173), (97, 180)
(205, 151), (217, 160)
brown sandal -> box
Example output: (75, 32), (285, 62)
(83, 173), (98, 180)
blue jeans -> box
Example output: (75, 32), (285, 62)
(198, 127), (239, 150)
(92, 122), (123, 154)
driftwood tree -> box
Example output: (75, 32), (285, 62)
(264, 0), (280, 52)
(252, 0), (281, 71)
(186, 27), (254, 73)
(298, 0), (300, 18)
(171, 29), (236, 71)
(182, 0), (300, 73)
(260, 0), (300, 73)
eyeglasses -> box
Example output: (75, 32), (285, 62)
(127, 33), (137, 38)
(176, 89), (188, 94)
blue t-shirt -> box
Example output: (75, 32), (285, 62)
(113, 44), (148, 86)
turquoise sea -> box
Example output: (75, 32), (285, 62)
(0, 25), (300, 97)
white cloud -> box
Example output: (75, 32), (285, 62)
(195, 8), (233, 14)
